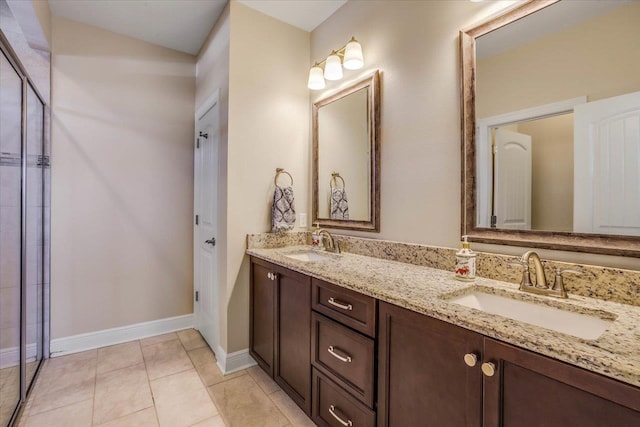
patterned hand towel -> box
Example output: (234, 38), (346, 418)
(272, 185), (296, 232)
(330, 187), (350, 220)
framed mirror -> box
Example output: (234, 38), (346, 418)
(312, 70), (380, 231)
(461, 0), (640, 257)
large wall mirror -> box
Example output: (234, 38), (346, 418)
(461, 0), (640, 257)
(313, 70), (380, 231)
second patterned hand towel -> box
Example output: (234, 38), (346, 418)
(330, 187), (349, 220)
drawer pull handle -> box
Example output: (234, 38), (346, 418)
(328, 297), (353, 311)
(329, 404), (353, 427)
(328, 345), (352, 363)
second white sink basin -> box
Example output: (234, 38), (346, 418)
(283, 250), (335, 262)
(447, 291), (614, 340)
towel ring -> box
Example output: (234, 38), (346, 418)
(330, 172), (345, 189)
(274, 168), (293, 186)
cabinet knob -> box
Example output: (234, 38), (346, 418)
(267, 272), (272, 280)
(463, 353), (478, 367)
(481, 362), (496, 377)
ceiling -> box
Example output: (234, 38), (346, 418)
(48, 0), (347, 56)
(237, 0), (346, 32)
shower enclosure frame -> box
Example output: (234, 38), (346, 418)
(0, 30), (50, 426)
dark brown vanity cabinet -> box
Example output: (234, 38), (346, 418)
(250, 257), (312, 414)
(377, 301), (484, 427)
(377, 301), (640, 427)
(251, 258), (640, 427)
(483, 339), (640, 427)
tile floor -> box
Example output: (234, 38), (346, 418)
(16, 330), (316, 427)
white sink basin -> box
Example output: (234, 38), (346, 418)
(447, 292), (614, 340)
(283, 250), (335, 262)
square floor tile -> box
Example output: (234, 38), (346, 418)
(188, 347), (245, 387)
(177, 329), (207, 351)
(24, 399), (92, 427)
(208, 375), (290, 427)
(97, 341), (143, 375)
(140, 333), (178, 347)
(93, 363), (153, 425)
(142, 339), (193, 380)
(95, 407), (159, 427)
(247, 366), (280, 395)
(151, 369), (218, 427)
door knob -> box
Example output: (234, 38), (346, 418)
(205, 237), (216, 246)
(463, 353), (478, 367)
(481, 362), (496, 377)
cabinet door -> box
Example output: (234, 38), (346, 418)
(250, 259), (275, 375)
(483, 339), (640, 427)
(378, 302), (483, 427)
(275, 266), (312, 414)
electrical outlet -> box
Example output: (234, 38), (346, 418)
(300, 213), (307, 228)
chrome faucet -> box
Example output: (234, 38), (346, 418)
(318, 229), (340, 254)
(511, 251), (581, 299)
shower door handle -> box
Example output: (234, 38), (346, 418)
(205, 237), (216, 246)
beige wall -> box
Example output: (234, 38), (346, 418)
(195, 4), (230, 353)
(196, 2), (310, 354)
(477, 2), (640, 118)
(51, 16), (196, 338)
(317, 88), (369, 220)
(311, 1), (639, 270)
(31, 0), (51, 46)
(518, 114), (573, 232)
(226, 2), (310, 352)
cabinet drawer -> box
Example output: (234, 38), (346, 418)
(312, 279), (377, 337)
(312, 313), (375, 408)
(312, 369), (376, 427)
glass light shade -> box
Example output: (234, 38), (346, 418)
(324, 53), (343, 80)
(343, 40), (364, 70)
(307, 66), (326, 90)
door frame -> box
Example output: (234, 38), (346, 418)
(194, 89), (220, 352)
(476, 96), (586, 227)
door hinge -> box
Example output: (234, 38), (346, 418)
(195, 214), (199, 225)
(195, 291), (199, 302)
(196, 138), (200, 148)
(491, 215), (497, 228)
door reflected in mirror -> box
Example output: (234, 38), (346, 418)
(313, 71), (380, 232)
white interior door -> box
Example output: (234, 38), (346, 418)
(574, 91), (640, 236)
(494, 129), (532, 230)
(194, 91), (219, 352)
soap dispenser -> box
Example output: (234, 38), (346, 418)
(312, 223), (322, 250)
(455, 235), (476, 281)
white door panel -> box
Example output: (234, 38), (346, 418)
(194, 91), (220, 352)
(574, 91), (640, 235)
(494, 129), (532, 230)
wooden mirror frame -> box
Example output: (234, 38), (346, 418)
(460, 0), (640, 257)
(312, 70), (380, 232)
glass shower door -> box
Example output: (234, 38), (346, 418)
(25, 84), (44, 389)
(0, 48), (23, 427)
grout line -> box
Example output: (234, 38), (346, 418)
(139, 339), (162, 427)
(90, 353), (98, 426)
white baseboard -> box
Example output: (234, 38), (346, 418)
(0, 343), (38, 369)
(215, 345), (256, 375)
(50, 314), (195, 357)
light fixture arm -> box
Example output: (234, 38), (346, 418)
(312, 36), (357, 68)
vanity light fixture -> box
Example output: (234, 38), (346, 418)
(307, 36), (364, 90)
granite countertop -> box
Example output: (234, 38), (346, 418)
(247, 245), (640, 388)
